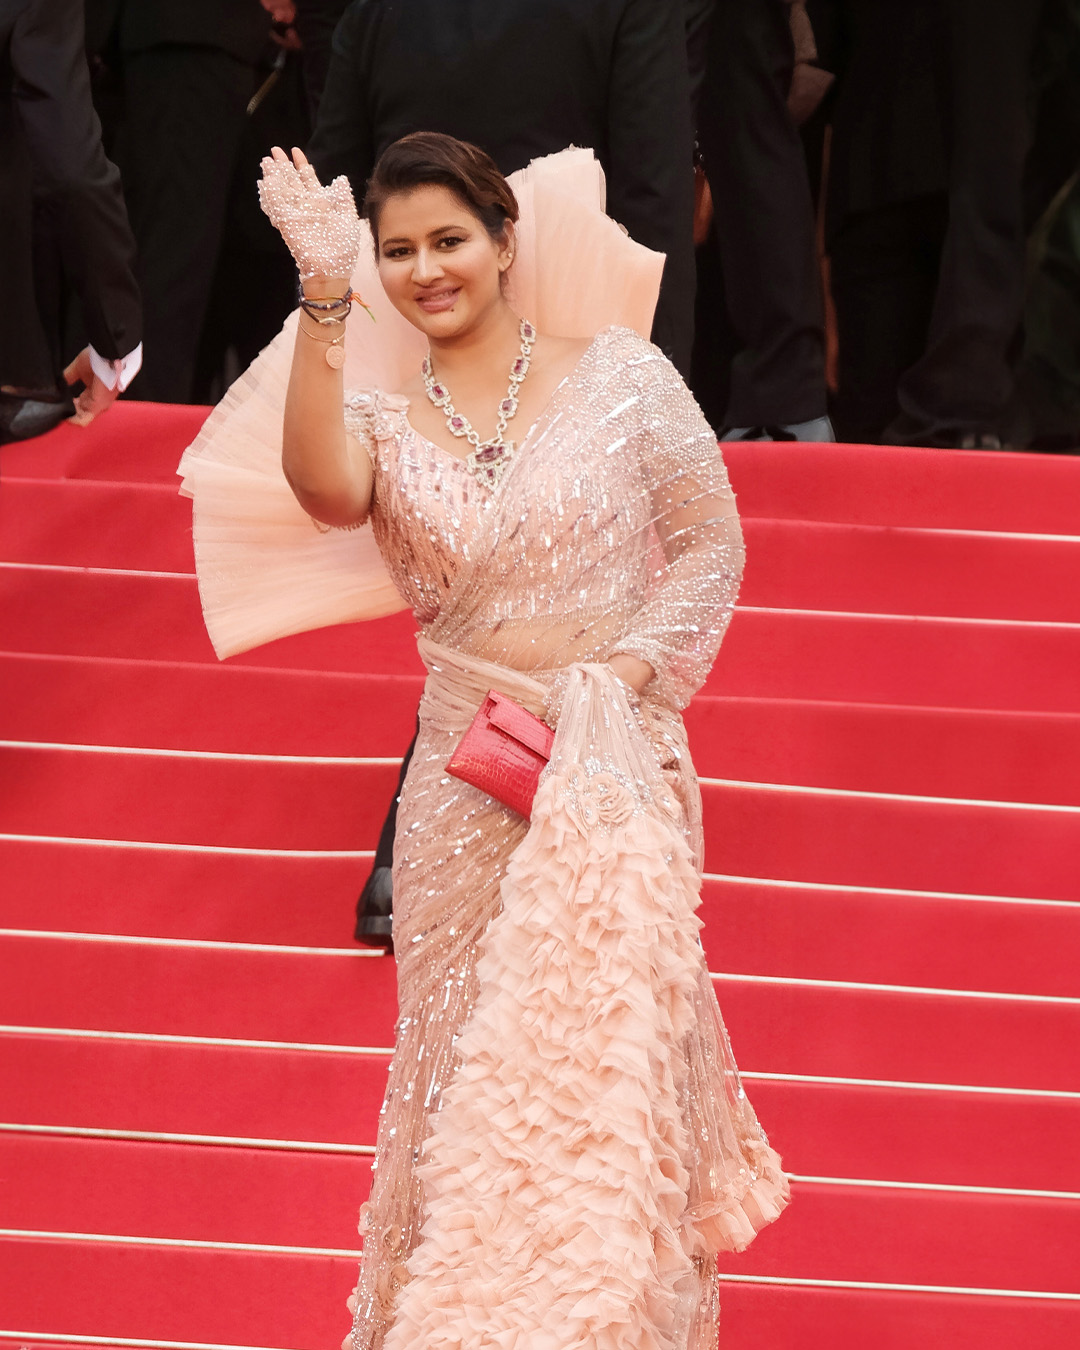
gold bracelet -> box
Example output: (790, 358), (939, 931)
(298, 315), (347, 368)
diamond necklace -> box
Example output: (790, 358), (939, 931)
(421, 317), (537, 489)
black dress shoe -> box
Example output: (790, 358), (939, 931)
(0, 392), (74, 445)
(355, 866), (394, 951)
(719, 416), (834, 442)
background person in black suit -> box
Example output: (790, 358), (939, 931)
(693, 0), (833, 441)
(308, 0), (696, 377)
(815, 0), (1047, 448)
(0, 0), (142, 441)
(305, 0), (697, 943)
(882, 0), (1046, 448)
(813, 0), (950, 444)
(99, 0), (278, 403)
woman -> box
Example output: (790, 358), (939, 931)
(182, 132), (788, 1350)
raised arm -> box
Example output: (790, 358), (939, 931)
(614, 348), (745, 709)
(258, 147), (373, 527)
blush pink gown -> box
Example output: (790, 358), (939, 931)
(179, 152), (789, 1350)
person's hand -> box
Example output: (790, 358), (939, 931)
(260, 0), (301, 49)
(63, 348), (121, 427)
(258, 145), (364, 282)
(260, 0), (296, 20)
(608, 653), (654, 696)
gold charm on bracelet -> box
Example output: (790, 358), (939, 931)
(325, 343), (346, 369)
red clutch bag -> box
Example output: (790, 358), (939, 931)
(446, 689), (555, 819)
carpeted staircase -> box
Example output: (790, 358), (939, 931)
(2, 404), (1079, 1349)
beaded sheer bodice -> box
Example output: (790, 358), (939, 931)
(343, 326), (745, 710)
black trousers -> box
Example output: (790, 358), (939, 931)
(0, 85), (55, 388)
(695, 0), (826, 426)
(888, 0), (1045, 442)
(120, 44), (253, 403)
(829, 194), (948, 444)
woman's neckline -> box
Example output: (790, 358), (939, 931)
(399, 328), (607, 469)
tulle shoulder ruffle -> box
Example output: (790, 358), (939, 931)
(178, 147), (666, 659)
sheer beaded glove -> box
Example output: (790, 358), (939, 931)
(257, 154), (365, 281)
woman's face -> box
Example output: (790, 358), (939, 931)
(376, 184), (513, 341)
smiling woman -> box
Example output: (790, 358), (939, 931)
(180, 131), (787, 1350)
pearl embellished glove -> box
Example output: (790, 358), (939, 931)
(257, 154), (365, 281)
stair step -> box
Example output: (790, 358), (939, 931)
(701, 777), (1080, 900)
(3, 838), (1078, 995)
(5, 745), (1079, 898)
(5, 1033), (1077, 1192)
(0, 652), (423, 758)
(0, 838), (368, 947)
(0, 1133), (369, 1251)
(3, 935), (1077, 1091)
(703, 877), (1080, 998)
(0, 1236), (356, 1350)
(4, 1234), (1075, 1350)
(2, 1138), (1076, 1295)
(724, 439), (1080, 534)
(715, 1282), (1080, 1350)
(718, 1181), (1080, 1293)
(739, 518), (1080, 622)
(10, 476), (1080, 623)
(7, 406), (1080, 535)
(0, 744), (398, 850)
(6, 652), (1080, 807)
(685, 697), (1080, 806)
(0, 1032), (390, 1148)
(6, 568), (1079, 713)
(2, 1186), (1078, 1350)
(0, 479), (195, 574)
(0, 402), (208, 485)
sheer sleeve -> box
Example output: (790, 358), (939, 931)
(342, 388), (379, 468)
(615, 347), (745, 709)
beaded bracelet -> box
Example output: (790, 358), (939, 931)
(301, 300), (351, 322)
(300, 291), (355, 310)
(298, 287), (375, 323)
(299, 288), (356, 317)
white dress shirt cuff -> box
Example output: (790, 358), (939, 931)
(88, 342), (143, 393)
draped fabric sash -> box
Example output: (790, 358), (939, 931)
(379, 639), (790, 1350)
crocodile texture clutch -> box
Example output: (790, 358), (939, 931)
(446, 690), (555, 819)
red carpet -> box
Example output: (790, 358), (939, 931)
(2, 405), (1079, 1348)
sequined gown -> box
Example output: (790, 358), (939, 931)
(338, 325), (789, 1350)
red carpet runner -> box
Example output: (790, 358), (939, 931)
(2, 403), (1079, 1348)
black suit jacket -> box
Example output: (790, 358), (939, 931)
(116, 0), (270, 64)
(809, 0), (949, 239)
(308, 0), (695, 374)
(1, 0), (141, 363)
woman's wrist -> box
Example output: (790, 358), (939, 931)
(301, 275), (352, 300)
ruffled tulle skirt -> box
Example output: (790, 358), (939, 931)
(346, 640), (789, 1350)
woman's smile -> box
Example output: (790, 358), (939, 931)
(414, 285), (462, 313)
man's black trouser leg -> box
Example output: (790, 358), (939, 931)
(696, 0), (826, 427)
(354, 723), (417, 946)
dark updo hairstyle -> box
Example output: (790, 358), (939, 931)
(364, 131), (519, 254)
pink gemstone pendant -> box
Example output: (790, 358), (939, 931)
(468, 439), (515, 488)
